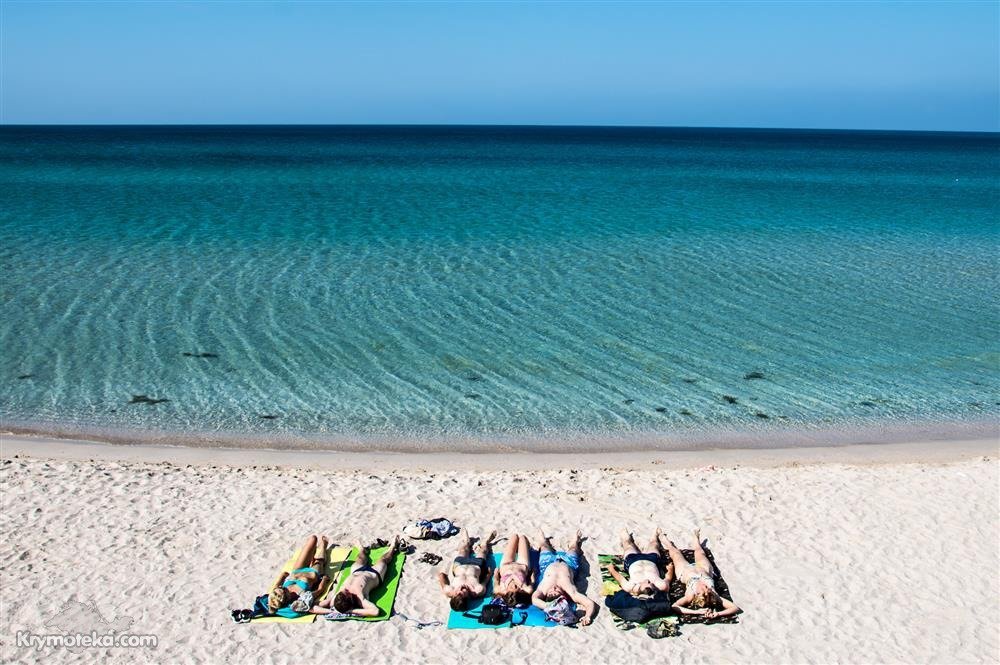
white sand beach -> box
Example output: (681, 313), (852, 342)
(1, 435), (998, 664)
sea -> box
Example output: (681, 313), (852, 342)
(1, 126), (997, 451)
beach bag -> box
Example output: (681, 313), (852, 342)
(605, 590), (671, 623)
(464, 599), (519, 625)
(402, 518), (458, 540)
(543, 597), (579, 626)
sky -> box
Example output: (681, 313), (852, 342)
(1, 1), (997, 130)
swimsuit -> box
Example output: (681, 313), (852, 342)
(623, 552), (660, 570)
(453, 555), (486, 569)
(684, 566), (716, 594)
(354, 565), (384, 586)
(538, 551), (580, 580)
(282, 566), (320, 590)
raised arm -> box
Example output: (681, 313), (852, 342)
(530, 587), (547, 611)
(273, 572), (288, 590)
(672, 594), (709, 616)
(571, 590), (597, 626)
(705, 597), (741, 619)
(606, 564), (631, 592)
(351, 598), (380, 618)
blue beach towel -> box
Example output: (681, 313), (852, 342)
(446, 552), (558, 629)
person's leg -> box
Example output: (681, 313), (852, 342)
(537, 528), (554, 553)
(457, 528), (472, 558)
(691, 529), (714, 575)
(568, 529), (583, 558)
(620, 530), (639, 556)
(292, 535), (318, 570)
(500, 533), (519, 565)
(351, 541), (371, 573)
(517, 533), (533, 563)
(643, 528), (663, 555)
(474, 530), (496, 559)
(660, 535), (690, 577)
(372, 536), (400, 584)
(309, 535), (329, 578)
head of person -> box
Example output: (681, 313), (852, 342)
(633, 581), (657, 599)
(333, 590), (361, 614)
(449, 587), (472, 612)
(688, 585), (722, 610)
(267, 587), (288, 614)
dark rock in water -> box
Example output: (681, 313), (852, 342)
(182, 352), (218, 358)
(465, 374), (482, 382)
(743, 371), (765, 380)
(259, 414), (279, 420)
(682, 378), (698, 384)
(128, 394), (169, 405)
(464, 393), (481, 400)
(16, 374), (34, 379)
(623, 398), (634, 404)
(679, 409), (693, 416)
(754, 412), (770, 419)
(859, 401), (877, 407)
(722, 395), (738, 404)
(654, 406), (668, 413)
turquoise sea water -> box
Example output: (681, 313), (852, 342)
(1, 126), (998, 450)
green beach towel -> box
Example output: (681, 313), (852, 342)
(328, 546), (406, 622)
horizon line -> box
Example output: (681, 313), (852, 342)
(1, 122), (999, 135)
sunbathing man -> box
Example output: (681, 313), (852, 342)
(531, 529), (597, 626)
(493, 532), (534, 608)
(606, 529), (673, 598)
(323, 536), (400, 617)
(261, 534), (331, 617)
(662, 529), (741, 619)
(437, 529), (496, 612)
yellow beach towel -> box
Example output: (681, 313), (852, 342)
(252, 545), (352, 624)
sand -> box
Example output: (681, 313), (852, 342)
(1, 435), (998, 664)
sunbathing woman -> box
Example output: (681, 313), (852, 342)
(261, 534), (331, 617)
(531, 529), (597, 626)
(493, 533), (534, 608)
(438, 529), (496, 612)
(324, 536), (400, 617)
(606, 529), (673, 598)
(661, 529), (741, 619)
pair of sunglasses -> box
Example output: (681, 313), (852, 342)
(230, 609), (254, 623)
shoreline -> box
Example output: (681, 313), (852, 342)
(3, 430), (996, 471)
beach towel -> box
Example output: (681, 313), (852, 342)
(251, 545), (352, 624)
(446, 552), (558, 629)
(327, 546), (407, 622)
(598, 549), (738, 629)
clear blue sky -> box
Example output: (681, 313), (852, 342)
(2, 1), (997, 130)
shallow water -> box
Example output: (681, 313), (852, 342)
(1, 126), (998, 449)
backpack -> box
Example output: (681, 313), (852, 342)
(604, 590), (672, 623)
(464, 598), (525, 626)
(402, 518), (459, 540)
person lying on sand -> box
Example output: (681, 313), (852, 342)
(263, 534), (331, 617)
(438, 529), (496, 612)
(322, 536), (400, 617)
(605, 529), (674, 598)
(493, 532), (534, 608)
(662, 529), (741, 619)
(531, 528), (597, 626)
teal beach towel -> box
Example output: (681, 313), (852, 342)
(446, 552), (558, 629)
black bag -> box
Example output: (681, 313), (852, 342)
(605, 590), (672, 623)
(464, 603), (510, 625)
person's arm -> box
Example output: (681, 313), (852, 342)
(274, 572), (288, 589)
(530, 587), (546, 611)
(351, 599), (380, 617)
(314, 575), (330, 597)
(705, 597), (740, 619)
(606, 565), (631, 592)
(672, 594), (709, 616)
(437, 572), (455, 597)
(492, 568), (501, 589)
(571, 590), (597, 626)
(654, 576), (671, 592)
